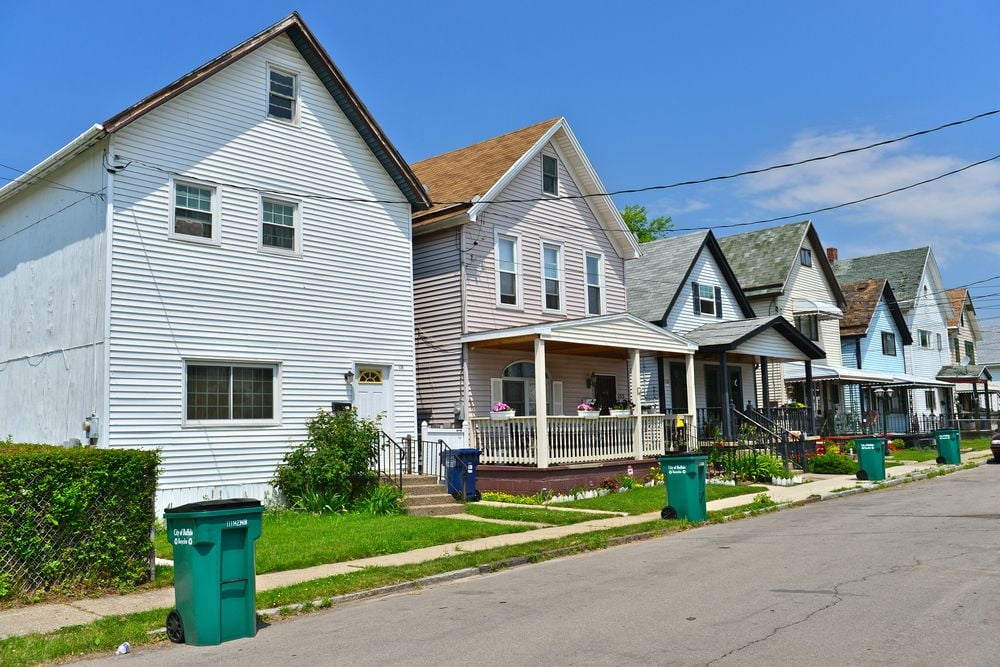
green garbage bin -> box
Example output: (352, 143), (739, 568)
(855, 437), (886, 481)
(164, 498), (264, 646)
(657, 452), (707, 522)
(933, 429), (961, 465)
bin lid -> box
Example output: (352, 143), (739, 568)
(164, 498), (262, 514)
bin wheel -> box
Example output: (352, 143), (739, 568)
(856, 470), (868, 481)
(935, 456), (946, 464)
(661, 506), (677, 520)
(166, 609), (185, 644)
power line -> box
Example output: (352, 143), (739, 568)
(0, 161), (101, 196)
(0, 190), (105, 243)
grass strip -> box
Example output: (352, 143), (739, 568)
(155, 512), (532, 572)
(556, 483), (766, 514)
(462, 504), (617, 525)
(891, 448), (939, 462)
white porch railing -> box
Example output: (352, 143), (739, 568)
(470, 414), (691, 466)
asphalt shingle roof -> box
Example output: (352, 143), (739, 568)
(716, 221), (810, 297)
(840, 279), (885, 337)
(946, 288), (968, 328)
(936, 364), (993, 381)
(832, 247), (930, 309)
(410, 118), (560, 221)
(684, 316), (784, 347)
(625, 231), (709, 323)
(978, 326), (1000, 364)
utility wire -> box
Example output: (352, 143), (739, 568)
(0, 190), (105, 243)
(0, 161), (101, 196)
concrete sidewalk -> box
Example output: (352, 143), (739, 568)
(1, 449), (990, 640)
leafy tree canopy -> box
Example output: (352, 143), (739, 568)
(620, 204), (673, 243)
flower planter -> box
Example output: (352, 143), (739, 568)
(577, 411), (599, 419)
(609, 409), (632, 418)
(490, 410), (515, 421)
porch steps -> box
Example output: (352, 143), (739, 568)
(401, 475), (464, 516)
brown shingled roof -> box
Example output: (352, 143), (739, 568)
(411, 118), (561, 223)
(840, 279), (885, 337)
(946, 288), (967, 328)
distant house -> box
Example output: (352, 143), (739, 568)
(0, 14), (430, 511)
(410, 118), (697, 490)
(837, 279), (912, 432)
(626, 230), (823, 441)
(717, 221), (846, 431)
(941, 288), (992, 421)
(833, 247), (955, 422)
(975, 326), (1000, 416)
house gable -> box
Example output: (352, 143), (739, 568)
(662, 236), (752, 334)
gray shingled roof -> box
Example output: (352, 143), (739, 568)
(684, 316), (784, 347)
(936, 364), (993, 381)
(625, 231), (708, 323)
(977, 325), (1000, 364)
(716, 221), (810, 297)
(832, 247), (930, 310)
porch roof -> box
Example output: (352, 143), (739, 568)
(937, 364), (993, 383)
(460, 313), (697, 355)
(792, 297), (843, 320)
(784, 362), (954, 388)
(685, 315), (825, 359)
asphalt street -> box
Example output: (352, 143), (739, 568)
(90, 466), (1000, 666)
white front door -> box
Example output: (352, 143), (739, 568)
(354, 365), (393, 434)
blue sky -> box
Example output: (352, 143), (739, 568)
(5, 1), (1000, 318)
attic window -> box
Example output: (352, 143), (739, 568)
(800, 248), (812, 266)
(268, 66), (297, 121)
(698, 284), (716, 315)
(882, 331), (897, 356)
(542, 155), (558, 195)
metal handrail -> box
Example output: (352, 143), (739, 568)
(374, 431), (409, 491)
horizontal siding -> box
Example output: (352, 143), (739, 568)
(107, 35), (416, 491)
(0, 143), (108, 444)
(665, 247), (743, 333)
(465, 143), (627, 332)
(413, 229), (463, 426)
(860, 300), (906, 374)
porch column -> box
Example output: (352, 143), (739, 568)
(805, 360), (817, 435)
(720, 352), (732, 441)
(985, 380), (993, 423)
(685, 353), (697, 449)
(462, 343), (474, 448)
(534, 337), (549, 468)
(760, 356), (771, 419)
(631, 348), (643, 460)
(972, 382), (981, 420)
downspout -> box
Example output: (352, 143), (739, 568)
(101, 138), (115, 449)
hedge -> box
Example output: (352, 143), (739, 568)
(0, 444), (160, 601)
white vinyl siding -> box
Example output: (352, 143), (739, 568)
(664, 248), (743, 334)
(107, 34), (416, 502)
(0, 143), (109, 446)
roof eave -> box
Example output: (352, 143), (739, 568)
(0, 124), (107, 205)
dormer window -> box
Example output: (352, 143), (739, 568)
(268, 66), (297, 121)
(800, 248), (812, 266)
(542, 155), (558, 195)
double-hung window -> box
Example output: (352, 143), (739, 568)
(261, 198), (299, 252)
(173, 181), (217, 241)
(881, 331), (897, 356)
(542, 155), (558, 195)
(268, 66), (297, 121)
(800, 247), (813, 266)
(698, 284), (716, 315)
(925, 390), (937, 411)
(497, 234), (520, 306)
(795, 314), (819, 341)
(185, 362), (278, 424)
(965, 341), (976, 364)
(542, 243), (563, 311)
(585, 252), (603, 315)
(918, 329), (931, 349)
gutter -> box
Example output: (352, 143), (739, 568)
(0, 124), (107, 205)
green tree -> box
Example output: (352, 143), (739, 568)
(620, 204), (673, 243)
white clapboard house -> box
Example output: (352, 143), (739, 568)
(0, 14), (430, 511)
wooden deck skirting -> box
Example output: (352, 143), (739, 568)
(475, 458), (664, 496)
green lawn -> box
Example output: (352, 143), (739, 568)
(464, 504), (618, 525)
(155, 512), (532, 573)
(962, 437), (994, 451)
(555, 483), (766, 515)
(891, 448), (940, 462)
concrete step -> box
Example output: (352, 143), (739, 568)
(407, 502), (466, 517)
(405, 492), (458, 507)
(405, 483), (449, 497)
(401, 475), (441, 488)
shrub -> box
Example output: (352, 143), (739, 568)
(359, 484), (405, 515)
(0, 443), (159, 600)
(600, 478), (621, 491)
(808, 452), (859, 475)
(274, 409), (381, 509)
(723, 452), (786, 482)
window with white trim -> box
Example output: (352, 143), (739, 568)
(585, 252), (603, 315)
(185, 363), (277, 422)
(698, 284), (716, 315)
(173, 182), (215, 239)
(261, 198), (298, 252)
(542, 155), (558, 195)
(800, 247), (812, 266)
(497, 234), (519, 306)
(542, 243), (563, 311)
(268, 66), (297, 121)
(881, 331), (897, 356)
(918, 329), (931, 348)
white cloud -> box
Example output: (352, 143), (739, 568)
(741, 130), (1000, 266)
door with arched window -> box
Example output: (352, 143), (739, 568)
(490, 361), (563, 416)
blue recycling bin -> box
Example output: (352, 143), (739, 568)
(440, 448), (480, 501)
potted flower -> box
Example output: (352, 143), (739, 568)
(490, 402), (515, 420)
(609, 396), (634, 418)
(577, 400), (598, 418)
